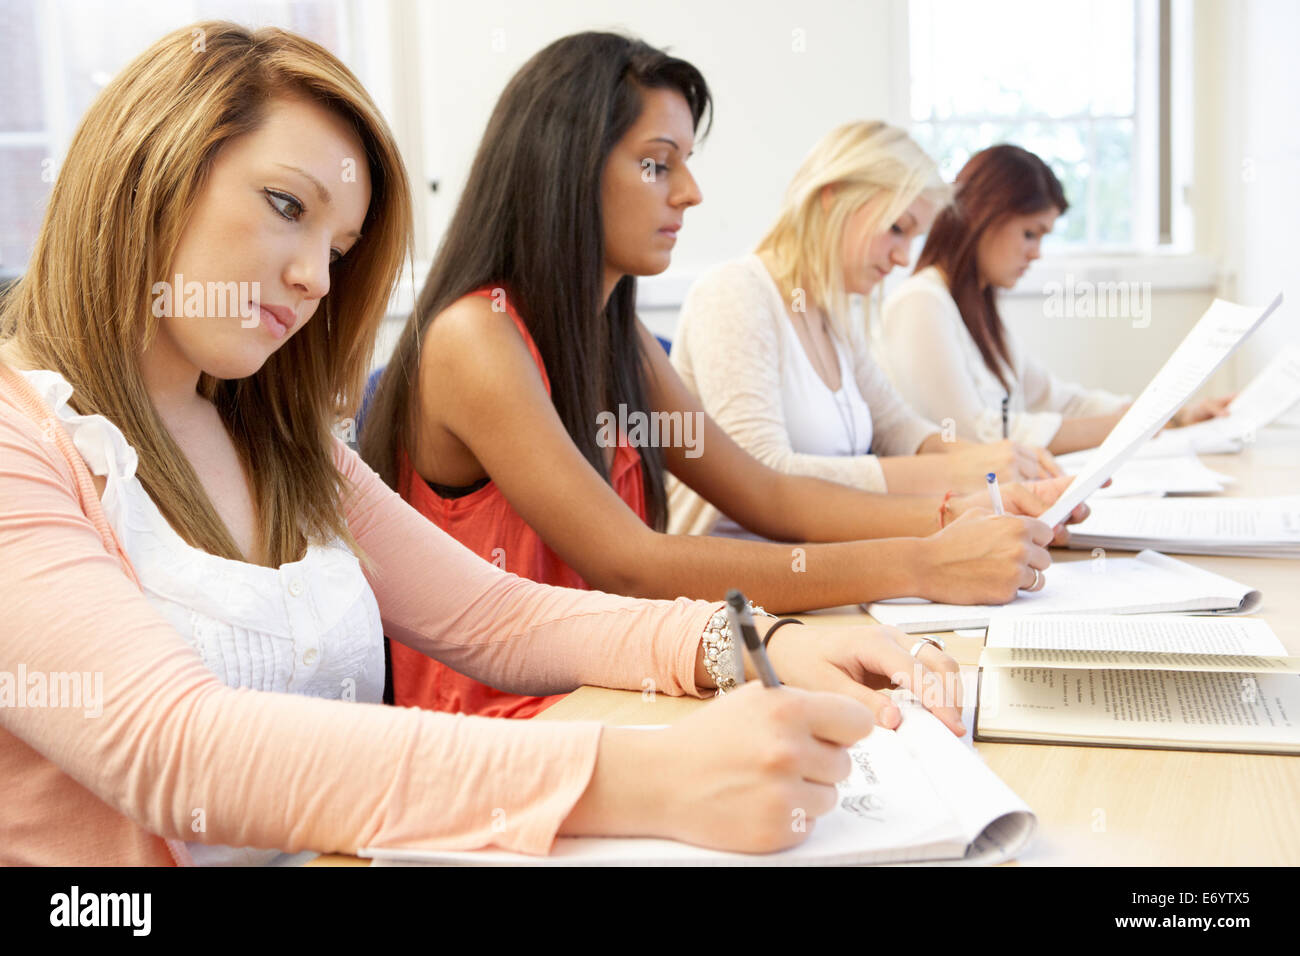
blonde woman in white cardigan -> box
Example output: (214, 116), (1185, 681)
(669, 122), (1060, 538)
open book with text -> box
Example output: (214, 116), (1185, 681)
(974, 615), (1300, 754)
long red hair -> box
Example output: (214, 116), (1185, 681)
(914, 145), (1067, 390)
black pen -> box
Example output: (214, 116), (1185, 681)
(725, 589), (781, 687)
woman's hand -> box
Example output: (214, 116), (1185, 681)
(941, 438), (1062, 485)
(921, 508), (1052, 605)
(578, 683), (874, 853)
(763, 621), (965, 736)
(1170, 394), (1235, 428)
(949, 474), (1089, 545)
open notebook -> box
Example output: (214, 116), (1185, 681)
(360, 696), (1037, 867)
(864, 550), (1261, 633)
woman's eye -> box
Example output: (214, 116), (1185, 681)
(265, 188), (305, 221)
(329, 248), (343, 264)
(891, 223), (905, 235)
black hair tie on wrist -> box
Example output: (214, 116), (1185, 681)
(762, 617), (805, 649)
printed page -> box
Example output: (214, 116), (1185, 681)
(1065, 496), (1300, 545)
(978, 667), (1300, 748)
(1067, 455), (1232, 498)
(1173, 342), (1300, 446)
(980, 616), (1297, 673)
(1040, 294), (1283, 527)
(1132, 428), (1244, 458)
(985, 614), (1286, 655)
(867, 551), (1260, 633)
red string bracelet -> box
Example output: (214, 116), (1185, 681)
(938, 490), (957, 529)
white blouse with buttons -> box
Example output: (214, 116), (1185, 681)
(19, 368), (385, 866)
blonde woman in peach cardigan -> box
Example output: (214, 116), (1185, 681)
(0, 22), (974, 865)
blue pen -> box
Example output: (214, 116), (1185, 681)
(986, 472), (1005, 515)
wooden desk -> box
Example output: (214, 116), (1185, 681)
(540, 427), (1300, 865)
(314, 427), (1300, 866)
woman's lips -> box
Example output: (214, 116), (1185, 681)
(257, 304), (294, 339)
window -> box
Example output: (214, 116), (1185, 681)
(905, 0), (1182, 253)
(0, 0), (385, 276)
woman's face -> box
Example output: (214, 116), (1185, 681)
(840, 193), (937, 296)
(976, 207), (1059, 290)
(600, 87), (703, 285)
(154, 95), (371, 382)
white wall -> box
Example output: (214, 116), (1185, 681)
(379, 0), (1298, 413)
(1193, 0), (1300, 381)
(414, 0), (899, 271)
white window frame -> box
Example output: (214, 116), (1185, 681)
(894, 0), (1213, 295)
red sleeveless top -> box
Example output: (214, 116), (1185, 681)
(391, 289), (650, 718)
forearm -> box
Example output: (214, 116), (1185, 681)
(1047, 411), (1126, 454)
(766, 470), (944, 540)
(877, 454), (964, 495)
(587, 529), (928, 614)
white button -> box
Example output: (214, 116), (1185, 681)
(302, 648), (318, 666)
(288, 579), (304, 597)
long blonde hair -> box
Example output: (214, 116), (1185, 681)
(755, 120), (950, 345)
(0, 21), (411, 567)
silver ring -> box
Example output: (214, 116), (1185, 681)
(908, 635), (946, 657)
(1028, 567), (1041, 591)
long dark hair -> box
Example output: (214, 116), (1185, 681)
(914, 144), (1067, 390)
(359, 32), (710, 531)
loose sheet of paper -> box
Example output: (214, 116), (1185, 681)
(979, 615), (1298, 672)
(1066, 495), (1300, 548)
(1169, 341), (1300, 447)
(1040, 294), (1283, 527)
(986, 614), (1286, 655)
(1052, 452), (1233, 498)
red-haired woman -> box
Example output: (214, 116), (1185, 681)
(876, 145), (1229, 455)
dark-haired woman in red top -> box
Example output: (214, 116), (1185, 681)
(362, 35), (1090, 721)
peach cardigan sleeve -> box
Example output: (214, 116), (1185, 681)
(0, 364), (715, 865)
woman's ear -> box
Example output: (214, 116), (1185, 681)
(819, 184), (837, 213)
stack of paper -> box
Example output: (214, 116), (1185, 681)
(361, 697), (1038, 866)
(1065, 496), (1300, 557)
(865, 550), (1261, 633)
